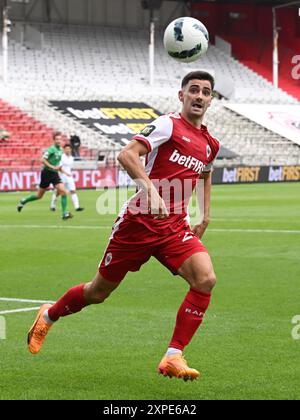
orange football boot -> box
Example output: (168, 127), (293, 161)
(158, 353), (200, 381)
(27, 304), (53, 354)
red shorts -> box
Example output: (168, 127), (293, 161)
(99, 218), (208, 283)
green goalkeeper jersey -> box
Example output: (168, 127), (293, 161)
(42, 145), (63, 172)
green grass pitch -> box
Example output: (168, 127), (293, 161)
(0, 183), (300, 400)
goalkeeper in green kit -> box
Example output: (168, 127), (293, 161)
(17, 132), (73, 220)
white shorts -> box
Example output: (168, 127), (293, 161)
(61, 174), (76, 192)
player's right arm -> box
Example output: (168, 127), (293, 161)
(118, 141), (169, 219)
(118, 115), (173, 219)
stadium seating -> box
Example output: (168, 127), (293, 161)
(0, 23), (299, 168)
(0, 98), (53, 169)
(205, 100), (300, 166)
(150, 95), (300, 166)
(4, 24), (298, 104)
(0, 98), (95, 170)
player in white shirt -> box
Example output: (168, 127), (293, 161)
(50, 144), (84, 212)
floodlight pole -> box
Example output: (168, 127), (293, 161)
(272, 8), (279, 89)
(2, 1), (9, 84)
(149, 10), (155, 86)
(272, 1), (300, 88)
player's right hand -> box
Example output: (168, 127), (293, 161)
(148, 187), (169, 219)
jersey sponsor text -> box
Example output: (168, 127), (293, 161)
(169, 149), (205, 174)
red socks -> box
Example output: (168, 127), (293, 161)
(48, 284), (87, 322)
(169, 288), (211, 351)
(47, 284), (210, 353)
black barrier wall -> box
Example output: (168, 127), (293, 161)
(212, 166), (300, 184)
(50, 101), (161, 146)
(2, 166), (300, 192)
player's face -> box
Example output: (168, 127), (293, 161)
(179, 79), (213, 120)
(64, 146), (72, 156)
(54, 136), (62, 147)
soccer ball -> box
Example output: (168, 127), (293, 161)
(163, 17), (209, 63)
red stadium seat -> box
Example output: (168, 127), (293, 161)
(1, 99), (91, 170)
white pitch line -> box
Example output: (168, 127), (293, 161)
(213, 218), (283, 222)
(209, 228), (300, 234)
(0, 224), (300, 234)
(0, 307), (40, 315)
(0, 298), (55, 304)
(0, 224), (109, 230)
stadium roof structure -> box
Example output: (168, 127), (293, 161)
(179, 0), (299, 5)
(5, 0), (299, 6)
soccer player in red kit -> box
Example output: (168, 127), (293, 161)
(27, 71), (220, 381)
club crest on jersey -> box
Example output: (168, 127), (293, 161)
(105, 252), (113, 267)
(206, 145), (211, 158)
(140, 125), (156, 137)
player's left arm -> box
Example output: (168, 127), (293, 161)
(193, 137), (220, 239)
(192, 171), (212, 240)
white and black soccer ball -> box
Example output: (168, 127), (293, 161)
(163, 17), (209, 63)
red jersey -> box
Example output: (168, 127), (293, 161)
(117, 112), (220, 236)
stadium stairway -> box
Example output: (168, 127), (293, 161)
(219, 34), (300, 102)
(242, 60), (300, 102)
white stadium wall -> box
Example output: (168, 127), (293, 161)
(8, 0), (185, 28)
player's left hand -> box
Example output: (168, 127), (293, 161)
(192, 219), (209, 240)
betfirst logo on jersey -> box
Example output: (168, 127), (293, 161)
(169, 149), (205, 175)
